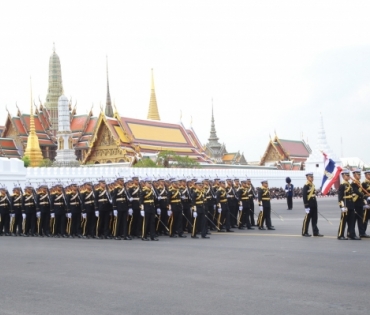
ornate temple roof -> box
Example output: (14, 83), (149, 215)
(0, 138), (20, 158)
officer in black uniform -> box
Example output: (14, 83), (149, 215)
(301, 173), (323, 237)
(246, 178), (257, 226)
(10, 187), (22, 236)
(95, 180), (112, 239)
(22, 186), (37, 236)
(0, 187), (11, 236)
(50, 185), (67, 238)
(361, 170), (370, 232)
(226, 178), (238, 228)
(81, 182), (97, 239)
(337, 169), (360, 240)
(191, 180), (209, 239)
(238, 180), (253, 230)
(36, 185), (51, 237)
(155, 178), (169, 236)
(66, 184), (82, 238)
(111, 177), (131, 240)
(203, 178), (215, 232)
(128, 176), (141, 238)
(351, 169), (370, 238)
(216, 180), (233, 232)
(140, 177), (158, 241)
(180, 179), (192, 234)
(168, 179), (187, 238)
(257, 180), (275, 230)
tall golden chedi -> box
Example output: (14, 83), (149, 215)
(45, 43), (64, 135)
(147, 69), (160, 120)
(24, 84), (43, 167)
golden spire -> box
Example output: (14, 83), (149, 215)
(24, 78), (43, 167)
(147, 68), (160, 120)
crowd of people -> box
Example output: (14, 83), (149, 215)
(0, 170), (369, 241)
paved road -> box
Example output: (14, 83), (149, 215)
(1, 197), (370, 315)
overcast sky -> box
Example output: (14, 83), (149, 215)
(1, 0), (369, 163)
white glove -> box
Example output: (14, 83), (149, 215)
(22, 213), (26, 220)
(367, 197), (370, 202)
(305, 208), (310, 214)
(129, 197), (133, 202)
(67, 213), (72, 219)
(82, 213), (87, 219)
(10, 213), (15, 218)
(167, 210), (172, 217)
(363, 205), (370, 209)
(95, 211), (99, 217)
(36, 211), (41, 218)
(218, 208), (222, 214)
(50, 213), (55, 218)
(157, 196), (162, 200)
(157, 208), (161, 215)
(239, 206), (243, 211)
(113, 210), (118, 217)
(128, 208), (133, 216)
(259, 206), (263, 212)
(213, 205), (216, 210)
(140, 210), (145, 217)
(341, 207), (347, 212)
(193, 211), (198, 218)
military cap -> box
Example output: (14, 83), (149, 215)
(234, 178), (239, 181)
(341, 169), (350, 175)
(170, 178), (179, 183)
(116, 177), (124, 181)
(38, 184), (49, 189)
(261, 179), (268, 184)
(364, 170), (370, 174)
(157, 178), (164, 181)
(132, 176), (139, 180)
(191, 178), (197, 182)
(178, 177), (186, 182)
(305, 172), (313, 177)
(214, 177), (220, 181)
(241, 180), (247, 183)
(143, 177), (152, 182)
(195, 180), (203, 185)
(219, 179), (226, 183)
(98, 179), (106, 183)
(246, 178), (251, 181)
(352, 168), (361, 174)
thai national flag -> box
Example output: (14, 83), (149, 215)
(321, 152), (342, 195)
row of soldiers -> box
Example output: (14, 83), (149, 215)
(0, 176), (276, 240)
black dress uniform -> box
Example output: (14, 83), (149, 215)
(0, 189), (11, 235)
(10, 190), (22, 236)
(203, 182), (215, 231)
(361, 174), (370, 232)
(226, 182), (238, 228)
(301, 175), (322, 237)
(66, 190), (82, 238)
(50, 190), (67, 237)
(156, 182), (169, 236)
(140, 183), (158, 241)
(95, 183), (112, 239)
(128, 182), (141, 238)
(81, 185), (97, 238)
(246, 181), (256, 226)
(257, 181), (274, 230)
(22, 188), (37, 236)
(237, 183), (252, 229)
(111, 182), (130, 240)
(36, 187), (51, 237)
(337, 170), (359, 240)
(180, 184), (192, 233)
(216, 183), (232, 232)
(191, 184), (208, 238)
(351, 171), (369, 238)
(168, 183), (186, 238)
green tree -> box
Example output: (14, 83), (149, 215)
(157, 150), (199, 168)
(133, 158), (159, 168)
(21, 156), (30, 167)
(39, 159), (53, 167)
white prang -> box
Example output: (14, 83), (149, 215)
(54, 95), (79, 166)
(305, 114), (341, 172)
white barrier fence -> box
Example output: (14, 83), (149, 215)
(0, 157), (332, 190)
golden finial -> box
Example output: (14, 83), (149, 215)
(147, 68), (160, 120)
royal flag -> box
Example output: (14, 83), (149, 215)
(321, 152), (342, 195)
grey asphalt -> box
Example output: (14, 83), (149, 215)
(1, 197), (370, 315)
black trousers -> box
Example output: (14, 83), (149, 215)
(129, 207), (141, 237)
(52, 213), (66, 236)
(354, 206), (366, 236)
(156, 206), (169, 234)
(142, 207), (156, 239)
(68, 213), (81, 236)
(0, 212), (10, 234)
(81, 212), (95, 237)
(258, 206), (272, 228)
(338, 209), (356, 238)
(11, 213), (22, 235)
(39, 212), (50, 235)
(249, 200), (255, 226)
(217, 203), (230, 230)
(241, 201), (252, 228)
(24, 212), (36, 235)
(228, 200), (238, 227)
(302, 206), (319, 235)
(169, 204), (183, 236)
(97, 211), (110, 237)
(364, 207), (370, 232)
(192, 207), (206, 237)
(287, 196), (293, 210)
(112, 211), (128, 237)
(182, 205), (192, 233)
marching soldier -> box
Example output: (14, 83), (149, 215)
(155, 178), (169, 236)
(168, 179), (187, 238)
(216, 179), (233, 232)
(226, 178), (238, 228)
(128, 176), (141, 238)
(66, 184), (83, 238)
(337, 169), (360, 240)
(238, 180), (253, 230)
(351, 169), (370, 238)
(95, 180), (112, 239)
(80, 182), (97, 239)
(111, 178), (131, 240)
(246, 178), (257, 227)
(301, 173), (323, 237)
(36, 185), (51, 237)
(362, 170), (370, 232)
(191, 180), (209, 238)
(212, 178), (220, 227)
(180, 179), (192, 234)
(203, 178), (215, 232)
(140, 178), (158, 241)
(22, 186), (37, 236)
(50, 185), (67, 238)
(257, 180), (275, 230)
(10, 187), (23, 236)
(0, 187), (11, 236)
